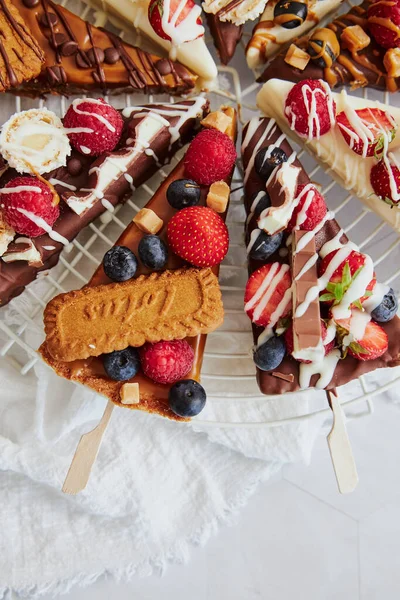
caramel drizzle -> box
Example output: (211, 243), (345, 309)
(324, 0), (398, 90)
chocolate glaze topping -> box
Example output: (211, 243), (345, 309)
(11, 0), (197, 95)
(242, 117), (400, 394)
(259, 0), (400, 92)
(0, 99), (209, 307)
(206, 12), (243, 65)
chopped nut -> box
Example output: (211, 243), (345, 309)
(384, 48), (400, 77)
(341, 25), (370, 52)
(206, 181), (230, 213)
(284, 44), (310, 71)
(120, 382), (140, 405)
(133, 208), (163, 234)
(201, 111), (232, 134)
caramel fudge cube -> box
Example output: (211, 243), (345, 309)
(384, 48), (400, 77)
(201, 111), (232, 134)
(133, 208), (163, 234)
(341, 25), (370, 52)
(120, 382), (140, 405)
(206, 181), (230, 213)
(284, 44), (310, 71)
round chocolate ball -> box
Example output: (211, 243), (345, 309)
(22, 0), (40, 8)
(61, 40), (78, 57)
(86, 47), (105, 65)
(274, 0), (308, 29)
(67, 157), (83, 176)
(308, 27), (340, 68)
(104, 47), (120, 64)
(51, 32), (67, 49)
(40, 12), (58, 27)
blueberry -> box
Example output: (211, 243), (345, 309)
(248, 230), (283, 261)
(168, 379), (206, 417)
(102, 347), (140, 381)
(371, 288), (398, 322)
(255, 147), (287, 181)
(253, 335), (286, 371)
(248, 191), (271, 219)
(138, 235), (168, 270)
(103, 246), (138, 282)
(167, 179), (201, 209)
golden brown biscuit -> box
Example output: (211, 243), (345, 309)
(44, 267), (224, 362)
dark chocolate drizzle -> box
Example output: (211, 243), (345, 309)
(12, 0), (197, 94)
(242, 117), (400, 394)
(0, 99), (209, 307)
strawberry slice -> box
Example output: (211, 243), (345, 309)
(319, 249), (376, 308)
(370, 159), (400, 206)
(336, 108), (397, 158)
(335, 310), (388, 361)
(284, 319), (335, 363)
(148, 0), (204, 42)
(287, 183), (327, 232)
(244, 263), (292, 328)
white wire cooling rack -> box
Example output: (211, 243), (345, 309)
(0, 0), (399, 429)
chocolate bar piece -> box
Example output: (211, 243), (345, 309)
(39, 106), (237, 421)
(291, 230), (321, 359)
(258, 0), (400, 92)
(242, 116), (400, 394)
(0, 0), (44, 91)
(0, 98), (209, 306)
(12, 0), (197, 95)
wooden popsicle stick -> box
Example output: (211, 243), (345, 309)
(62, 400), (115, 495)
(326, 390), (359, 494)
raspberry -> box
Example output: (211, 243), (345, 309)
(368, 0), (400, 49)
(139, 340), (195, 384)
(284, 79), (336, 139)
(63, 98), (123, 157)
(0, 176), (59, 237)
(287, 183), (327, 231)
(184, 129), (237, 185)
(167, 206), (229, 267)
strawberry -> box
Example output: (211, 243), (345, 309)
(284, 79), (336, 139)
(336, 108), (397, 158)
(370, 159), (400, 206)
(368, 0), (400, 49)
(244, 262), (292, 327)
(287, 184), (327, 232)
(167, 206), (229, 267)
(335, 310), (388, 361)
(284, 319), (335, 362)
(319, 249), (376, 309)
(148, 0), (204, 42)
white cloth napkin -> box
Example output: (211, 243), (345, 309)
(1, 281), (399, 598)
